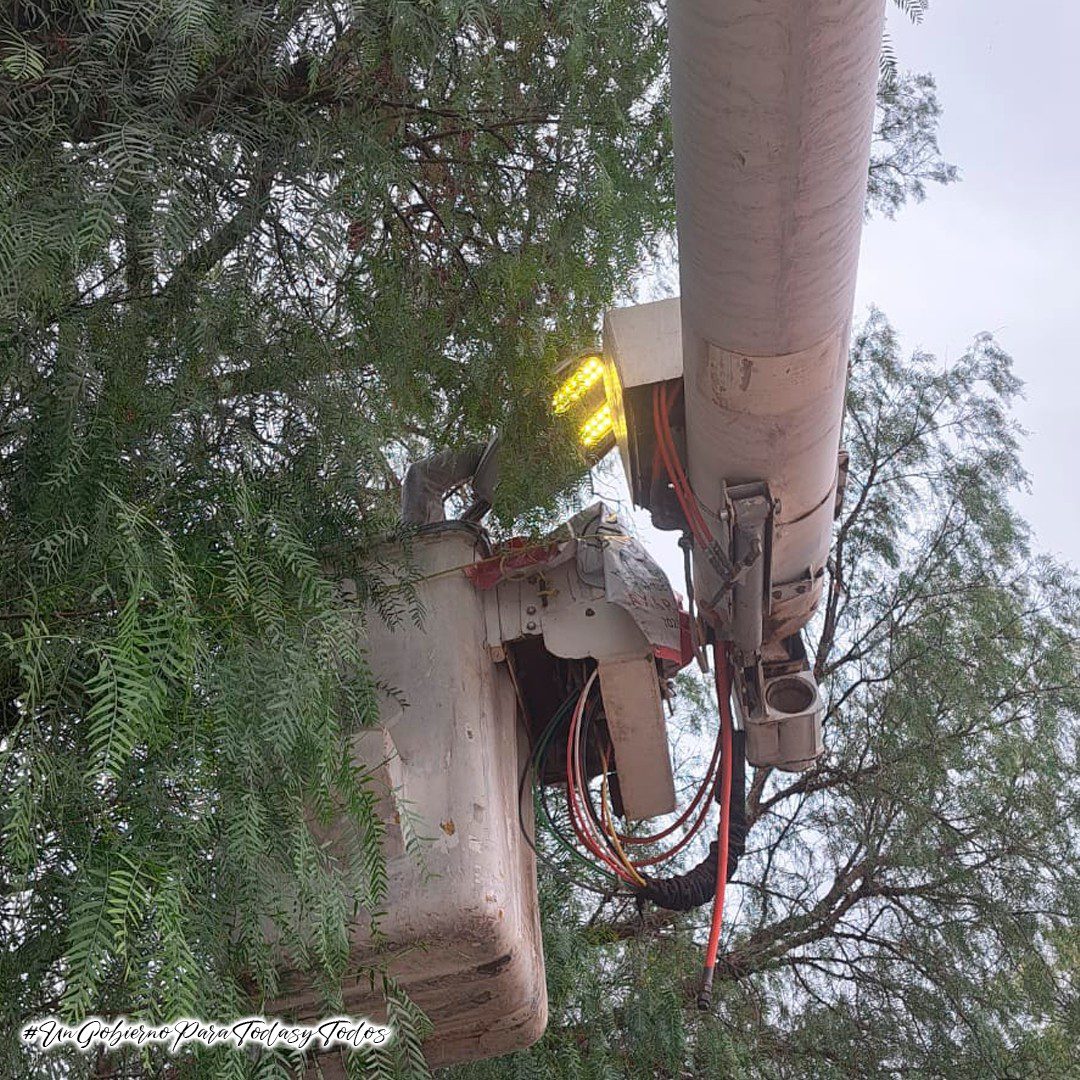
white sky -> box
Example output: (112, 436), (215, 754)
(855, 2), (1080, 566)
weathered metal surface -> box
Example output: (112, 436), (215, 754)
(597, 654), (678, 820)
(278, 527), (547, 1069)
(669, 0), (886, 637)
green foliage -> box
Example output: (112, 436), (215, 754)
(0, 1), (674, 1075)
(0, 0), (675, 526)
(881, 0), (930, 86)
(868, 73), (958, 218)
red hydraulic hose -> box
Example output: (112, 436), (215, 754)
(699, 642), (734, 1009)
(618, 719), (722, 847)
(652, 382), (712, 549)
(564, 673), (640, 883)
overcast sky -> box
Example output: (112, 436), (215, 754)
(855, 2), (1079, 566)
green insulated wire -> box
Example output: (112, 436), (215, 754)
(530, 690), (624, 889)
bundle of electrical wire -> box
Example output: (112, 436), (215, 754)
(561, 670), (728, 888)
(520, 659), (742, 894)
(517, 680), (617, 896)
(518, 653), (745, 1008)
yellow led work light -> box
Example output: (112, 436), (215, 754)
(579, 402), (614, 449)
(552, 352), (616, 455)
(552, 354), (605, 414)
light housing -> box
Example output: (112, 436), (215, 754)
(552, 353), (616, 457)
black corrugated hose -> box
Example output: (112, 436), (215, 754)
(633, 730), (747, 912)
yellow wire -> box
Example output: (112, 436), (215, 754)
(600, 749), (646, 886)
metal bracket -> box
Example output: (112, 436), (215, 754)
(717, 482), (774, 661)
(731, 633), (824, 772)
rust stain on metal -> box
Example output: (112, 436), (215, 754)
(475, 952), (513, 977)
